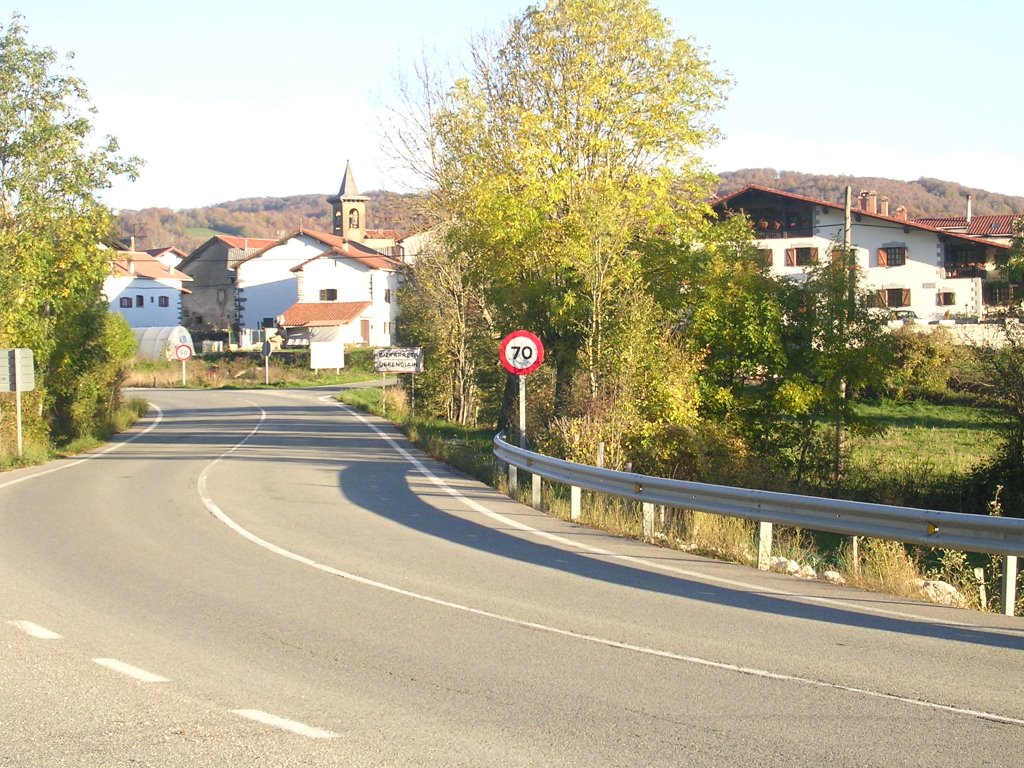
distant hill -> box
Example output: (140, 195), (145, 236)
(114, 190), (438, 254)
(115, 171), (1024, 253)
(716, 169), (1024, 219)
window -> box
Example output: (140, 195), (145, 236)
(262, 317), (275, 329)
(877, 246), (907, 267)
(784, 247), (818, 266)
(319, 288), (338, 301)
(938, 292), (956, 306)
(985, 284), (1011, 306)
(879, 288), (911, 307)
(119, 297), (132, 308)
(385, 288), (392, 303)
(216, 288), (227, 302)
(158, 296), (169, 308)
(135, 295), (144, 307)
(757, 249), (774, 268)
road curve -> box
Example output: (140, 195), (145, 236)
(1, 387), (1022, 767)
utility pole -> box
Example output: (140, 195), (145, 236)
(844, 186), (852, 248)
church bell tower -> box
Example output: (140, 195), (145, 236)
(326, 160), (368, 242)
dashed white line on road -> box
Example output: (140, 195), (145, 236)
(92, 658), (170, 683)
(232, 709), (339, 739)
(8, 620), (62, 639)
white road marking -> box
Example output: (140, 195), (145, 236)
(0, 406), (163, 490)
(232, 709), (339, 739)
(196, 396), (1024, 728)
(93, 658), (170, 683)
(9, 620), (62, 639)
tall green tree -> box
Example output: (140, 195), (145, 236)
(777, 246), (892, 487)
(0, 14), (139, 446)
(403, 0), (729, 413)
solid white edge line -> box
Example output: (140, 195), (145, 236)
(9, 620), (62, 640)
(232, 709), (338, 739)
(195, 394), (1024, 729)
(93, 658), (170, 683)
(0, 404), (164, 490)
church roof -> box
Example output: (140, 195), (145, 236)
(327, 160), (369, 203)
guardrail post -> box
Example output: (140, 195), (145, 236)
(508, 464), (517, 498)
(642, 502), (655, 541)
(756, 521), (773, 570)
(571, 485), (581, 521)
(1003, 555), (1019, 616)
(532, 473), (542, 510)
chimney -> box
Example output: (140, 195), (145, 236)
(858, 190), (869, 211)
(895, 205), (908, 221)
(966, 194), (973, 225)
(880, 196), (890, 217)
(867, 190), (878, 215)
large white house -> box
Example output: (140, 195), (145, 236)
(712, 185), (1014, 322)
(103, 249), (192, 328)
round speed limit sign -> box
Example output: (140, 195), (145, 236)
(174, 344), (193, 361)
(499, 330), (545, 376)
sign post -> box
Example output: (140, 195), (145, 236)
(499, 331), (545, 497)
(373, 348), (425, 415)
(174, 343), (192, 386)
(1, 348), (36, 457)
(261, 340), (273, 385)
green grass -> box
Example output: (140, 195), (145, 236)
(848, 400), (1003, 477)
(185, 227), (224, 240)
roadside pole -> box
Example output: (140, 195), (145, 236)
(498, 331), (545, 499)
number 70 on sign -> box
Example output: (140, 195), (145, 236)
(499, 330), (545, 375)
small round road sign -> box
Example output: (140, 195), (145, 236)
(174, 344), (193, 361)
(499, 330), (544, 375)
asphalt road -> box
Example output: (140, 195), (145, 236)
(2, 387), (1022, 766)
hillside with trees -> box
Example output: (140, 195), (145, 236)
(114, 190), (437, 253)
(115, 171), (1024, 254)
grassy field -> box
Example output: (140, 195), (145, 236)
(849, 400), (1003, 477)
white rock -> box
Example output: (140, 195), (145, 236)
(914, 578), (964, 607)
(798, 564), (817, 579)
(822, 570), (846, 585)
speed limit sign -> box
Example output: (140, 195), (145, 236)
(499, 330), (544, 375)
(174, 344), (193, 361)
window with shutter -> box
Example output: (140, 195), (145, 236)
(785, 248), (796, 266)
(877, 248), (888, 267)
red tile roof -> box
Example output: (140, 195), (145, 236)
(913, 215), (1023, 238)
(365, 229), (401, 240)
(217, 235), (278, 251)
(110, 251), (193, 282)
(276, 301), (371, 327)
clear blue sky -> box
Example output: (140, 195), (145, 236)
(14, 0), (1024, 210)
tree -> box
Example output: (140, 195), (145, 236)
(392, 0), (730, 414)
(778, 246), (892, 487)
(0, 14), (139, 447)
(395, 225), (502, 426)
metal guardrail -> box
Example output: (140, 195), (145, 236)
(494, 433), (1024, 614)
